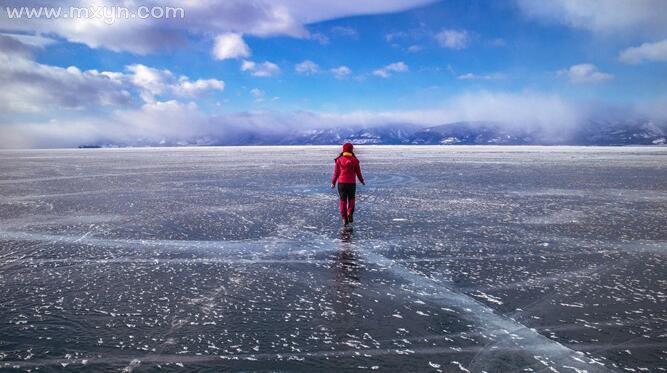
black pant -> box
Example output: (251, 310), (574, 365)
(337, 183), (356, 200)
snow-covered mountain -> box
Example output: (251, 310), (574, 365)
(281, 120), (666, 146)
(285, 124), (419, 145)
(407, 122), (537, 145)
(571, 120), (666, 145)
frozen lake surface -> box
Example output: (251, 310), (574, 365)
(0, 146), (665, 372)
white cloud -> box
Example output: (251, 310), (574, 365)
(0, 0), (435, 55)
(488, 38), (506, 47)
(330, 65), (351, 79)
(0, 32), (56, 48)
(0, 37), (130, 112)
(177, 78), (225, 96)
(295, 60), (319, 74)
(0, 34), (37, 58)
(330, 25), (358, 38)
(241, 60), (281, 77)
(619, 39), (667, 64)
(435, 29), (470, 49)
(272, 0), (435, 31)
(558, 63), (613, 83)
(637, 96), (667, 122)
(212, 33), (251, 60)
(385, 31), (408, 43)
(310, 92), (584, 137)
(309, 32), (329, 45)
(457, 73), (478, 80)
(516, 0), (667, 36)
(373, 61), (409, 78)
(250, 88), (266, 102)
(125, 64), (168, 100)
(445, 91), (582, 128)
(457, 72), (506, 80)
(307, 26), (357, 45)
(126, 64), (224, 102)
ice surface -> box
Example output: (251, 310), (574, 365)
(0, 145), (665, 371)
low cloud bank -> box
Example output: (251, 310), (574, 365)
(3, 91), (665, 148)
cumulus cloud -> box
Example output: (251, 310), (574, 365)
(330, 65), (351, 79)
(0, 35), (223, 113)
(373, 61), (409, 78)
(558, 63), (613, 83)
(295, 60), (319, 74)
(125, 64), (224, 102)
(435, 29), (470, 49)
(516, 0), (667, 36)
(241, 60), (281, 77)
(619, 39), (667, 64)
(0, 0), (434, 55)
(212, 33), (251, 60)
(125, 64), (166, 100)
(177, 78), (225, 96)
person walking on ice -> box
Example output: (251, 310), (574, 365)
(331, 143), (365, 226)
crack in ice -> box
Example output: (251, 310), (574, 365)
(350, 239), (612, 372)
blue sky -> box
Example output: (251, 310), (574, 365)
(1, 0), (667, 147)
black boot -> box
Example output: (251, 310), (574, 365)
(347, 211), (354, 224)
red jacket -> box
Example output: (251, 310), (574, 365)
(332, 153), (365, 184)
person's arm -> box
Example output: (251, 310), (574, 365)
(331, 159), (340, 187)
(355, 160), (365, 185)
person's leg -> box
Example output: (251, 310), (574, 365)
(337, 183), (349, 224)
(347, 183), (357, 223)
(339, 198), (347, 220)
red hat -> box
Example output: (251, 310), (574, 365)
(342, 142), (354, 152)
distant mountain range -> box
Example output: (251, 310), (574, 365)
(283, 120), (666, 146)
(83, 120), (666, 148)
